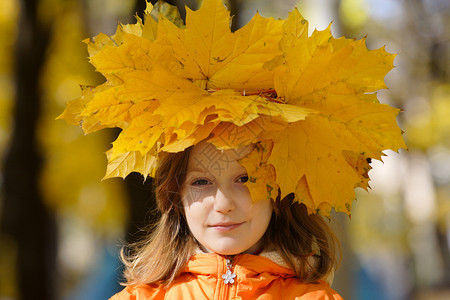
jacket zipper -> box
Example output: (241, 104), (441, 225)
(222, 257), (236, 284)
(219, 255), (236, 300)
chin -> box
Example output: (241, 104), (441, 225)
(213, 249), (242, 255)
(206, 242), (249, 256)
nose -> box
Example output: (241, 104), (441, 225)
(213, 188), (236, 214)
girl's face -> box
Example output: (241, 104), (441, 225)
(181, 142), (273, 255)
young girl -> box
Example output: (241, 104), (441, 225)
(112, 142), (341, 299)
(58, 0), (406, 298)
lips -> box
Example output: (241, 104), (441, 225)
(209, 222), (245, 232)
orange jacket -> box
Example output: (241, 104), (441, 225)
(110, 253), (343, 300)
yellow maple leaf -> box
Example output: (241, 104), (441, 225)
(66, 0), (299, 163)
(239, 141), (279, 202)
(162, 121), (219, 152)
(263, 9), (406, 214)
(159, 0), (284, 91)
(104, 147), (157, 180)
(57, 0), (406, 216)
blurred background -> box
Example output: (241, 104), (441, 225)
(0, 0), (448, 299)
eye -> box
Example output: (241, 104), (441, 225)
(192, 178), (212, 186)
(236, 175), (248, 183)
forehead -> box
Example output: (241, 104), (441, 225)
(188, 142), (253, 172)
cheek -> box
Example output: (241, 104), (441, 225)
(242, 198), (273, 226)
(184, 201), (203, 218)
(254, 200), (273, 229)
(183, 198), (210, 232)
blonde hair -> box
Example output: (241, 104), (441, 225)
(120, 148), (340, 286)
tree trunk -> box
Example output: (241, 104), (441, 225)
(0, 0), (56, 299)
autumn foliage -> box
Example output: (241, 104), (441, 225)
(58, 0), (406, 216)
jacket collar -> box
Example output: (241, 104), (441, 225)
(183, 251), (334, 285)
(182, 252), (296, 278)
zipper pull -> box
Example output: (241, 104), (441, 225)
(222, 258), (236, 284)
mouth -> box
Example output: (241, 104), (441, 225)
(209, 222), (245, 232)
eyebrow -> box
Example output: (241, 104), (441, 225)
(186, 167), (209, 175)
